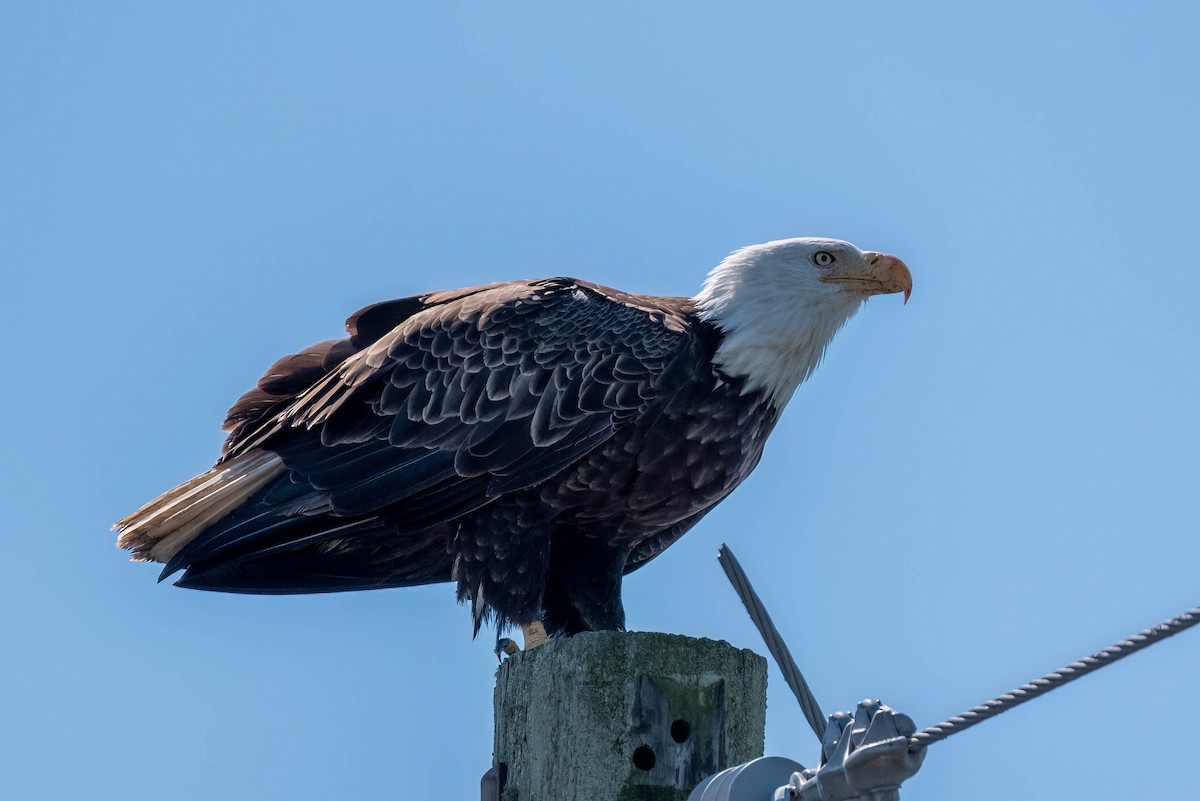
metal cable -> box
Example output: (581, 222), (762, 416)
(909, 605), (1200, 750)
(718, 544), (827, 743)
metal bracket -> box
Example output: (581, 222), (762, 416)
(775, 700), (925, 801)
(480, 761), (507, 801)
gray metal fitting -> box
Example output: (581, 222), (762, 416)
(776, 700), (926, 801)
(687, 756), (807, 801)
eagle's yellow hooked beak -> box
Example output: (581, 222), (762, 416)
(821, 252), (913, 304)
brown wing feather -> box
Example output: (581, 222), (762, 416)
(220, 339), (357, 456)
(158, 278), (701, 584)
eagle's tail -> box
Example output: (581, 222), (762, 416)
(113, 450), (287, 565)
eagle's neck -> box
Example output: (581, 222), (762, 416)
(694, 253), (863, 407)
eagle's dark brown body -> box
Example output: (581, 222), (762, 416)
(135, 278), (779, 635)
(118, 238), (913, 635)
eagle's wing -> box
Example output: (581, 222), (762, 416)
(135, 278), (699, 591)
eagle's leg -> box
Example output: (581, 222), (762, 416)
(543, 535), (628, 634)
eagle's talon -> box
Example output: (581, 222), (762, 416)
(521, 621), (549, 651)
(494, 637), (519, 662)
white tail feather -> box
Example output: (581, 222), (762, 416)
(114, 451), (286, 564)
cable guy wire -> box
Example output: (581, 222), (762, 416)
(908, 604), (1200, 750)
(717, 544), (826, 744)
(717, 546), (1199, 758)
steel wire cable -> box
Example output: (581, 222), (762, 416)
(716, 545), (1199, 755)
(908, 605), (1200, 750)
(718, 544), (827, 743)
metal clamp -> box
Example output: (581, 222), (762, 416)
(775, 700), (925, 801)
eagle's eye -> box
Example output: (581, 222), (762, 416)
(812, 250), (835, 267)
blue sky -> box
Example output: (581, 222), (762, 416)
(2, 3), (1198, 799)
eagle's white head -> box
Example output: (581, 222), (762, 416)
(694, 237), (912, 406)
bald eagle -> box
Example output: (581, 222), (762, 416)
(115, 238), (911, 637)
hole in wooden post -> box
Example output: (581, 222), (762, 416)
(632, 745), (656, 771)
(670, 719), (691, 743)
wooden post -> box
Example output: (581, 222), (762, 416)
(489, 631), (767, 800)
